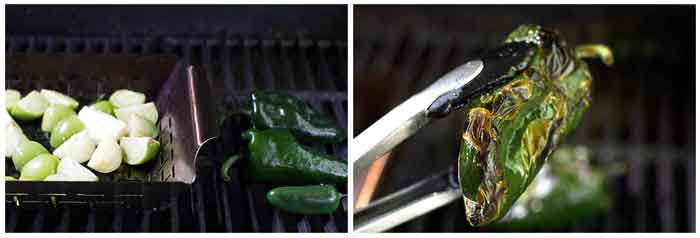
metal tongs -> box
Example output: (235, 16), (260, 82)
(353, 42), (533, 232)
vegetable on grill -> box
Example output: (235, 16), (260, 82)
(5, 88), (161, 180)
(12, 141), (49, 171)
(41, 89), (79, 110)
(53, 158), (99, 182)
(489, 146), (610, 231)
(250, 91), (346, 143)
(109, 89), (146, 108)
(90, 100), (114, 115)
(87, 136), (123, 173)
(115, 102), (159, 124)
(20, 154), (59, 181)
(49, 115), (84, 148)
(242, 128), (347, 185)
(53, 131), (96, 163)
(266, 185), (343, 215)
(41, 104), (76, 132)
(10, 90), (49, 121)
(4, 111), (28, 158)
(127, 114), (159, 138)
(221, 92), (348, 215)
(78, 106), (129, 143)
(457, 24), (613, 226)
(120, 137), (160, 165)
(6, 90), (21, 110)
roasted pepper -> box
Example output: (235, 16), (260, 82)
(251, 91), (346, 143)
(489, 146), (610, 231)
(266, 185), (342, 215)
(458, 25), (613, 226)
(242, 128), (347, 184)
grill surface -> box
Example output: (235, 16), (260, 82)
(354, 5), (694, 232)
(5, 35), (348, 232)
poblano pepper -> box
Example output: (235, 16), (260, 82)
(489, 146), (610, 231)
(458, 25), (613, 226)
(251, 91), (346, 143)
(266, 185), (342, 215)
(242, 128), (347, 184)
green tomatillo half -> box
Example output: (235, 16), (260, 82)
(457, 24), (613, 226)
(20, 154), (59, 181)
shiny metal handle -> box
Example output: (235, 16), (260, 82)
(351, 60), (484, 176)
(354, 168), (461, 232)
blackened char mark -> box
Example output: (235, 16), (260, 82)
(427, 42), (534, 118)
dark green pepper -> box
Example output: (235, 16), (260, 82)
(266, 185), (342, 215)
(242, 128), (347, 184)
(458, 25), (613, 226)
(488, 146), (610, 231)
(251, 91), (346, 143)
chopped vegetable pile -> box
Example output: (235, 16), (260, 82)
(4, 89), (161, 181)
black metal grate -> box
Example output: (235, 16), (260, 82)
(5, 35), (348, 232)
(354, 6), (694, 232)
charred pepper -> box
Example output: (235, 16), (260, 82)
(458, 25), (613, 226)
(266, 185), (342, 215)
(489, 146), (610, 231)
(251, 91), (346, 143)
(242, 128), (347, 184)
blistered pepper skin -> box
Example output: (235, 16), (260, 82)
(242, 128), (347, 184)
(458, 25), (613, 226)
(251, 91), (346, 143)
(266, 185), (342, 215)
(490, 146), (610, 231)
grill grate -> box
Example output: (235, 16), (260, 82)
(5, 35), (347, 232)
(354, 7), (694, 232)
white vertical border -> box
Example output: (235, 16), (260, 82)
(347, 1), (355, 233)
(1, 2), (6, 235)
(695, 2), (699, 235)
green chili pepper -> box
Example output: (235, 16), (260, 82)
(242, 128), (347, 184)
(266, 185), (342, 215)
(488, 146), (610, 231)
(458, 24), (613, 226)
(251, 91), (346, 143)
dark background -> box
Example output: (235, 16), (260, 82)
(354, 5), (695, 232)
(7, 5), (347, 40)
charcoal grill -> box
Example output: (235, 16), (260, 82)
(5, 33), (347, 233)
(354, 5), (694, 232)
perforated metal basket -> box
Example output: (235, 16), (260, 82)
(5, 54), (218, 209)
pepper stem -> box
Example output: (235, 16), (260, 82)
(575, 44), (614, 66)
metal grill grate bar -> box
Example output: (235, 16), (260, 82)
(31, 209), (44, 232)
(657, 95), (676, 232)
(56, 209), (71, 232)
(688, 109), (696, 232)
(113, 207), (123, 232)
(627, 86), (647, 232)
